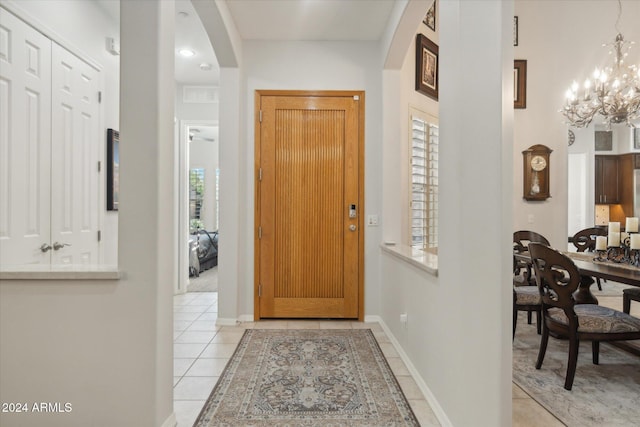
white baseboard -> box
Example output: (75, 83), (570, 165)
(216, 318), (240, 326)
(238, 314), (254, 322)
(371, 316), (453, 427)
(160, 412), (177, 427)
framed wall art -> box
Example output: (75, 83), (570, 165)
(107, 128), (120, 211)
(423, 1), (436, 32)
(514, 16), (519, 46)
(634, 128), (640, 149)
(514, 60), (527, 109)
(415, 34), (439, 101)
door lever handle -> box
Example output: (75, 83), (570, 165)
(53, 242), (71, 251)
(40, 243), (52, 253)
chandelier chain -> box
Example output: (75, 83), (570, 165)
(615, 0), (622, 34)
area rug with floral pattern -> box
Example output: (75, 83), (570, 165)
(513, 312), (640, 427)
(194, 329), (420, 426)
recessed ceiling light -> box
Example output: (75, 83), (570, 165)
(200, 63), (212, 71)
(179, 49), (195, 57)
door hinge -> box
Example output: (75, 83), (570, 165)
(259, 110), (262, 122)
(98, 91), (102, 103)
(258, 284), (262, 297)
(97, 230), (102, 242)
(258, 168), (263, 181)
(258, 226), (262, 239)
(97, 161), (101, 172)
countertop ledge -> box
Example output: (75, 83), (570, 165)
(1, 266), (121, 280)
(380, 243), (438, 276)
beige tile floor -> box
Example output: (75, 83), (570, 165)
(173, 290), (640, 426)
(173, 291), (441, 426)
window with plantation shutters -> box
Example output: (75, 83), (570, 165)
(410, 112), (438, 252)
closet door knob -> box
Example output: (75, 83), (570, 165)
(53, 242), (71, 250)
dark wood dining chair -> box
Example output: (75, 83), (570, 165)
(623, 288), (640, 314)
(513, 283), (541, 339)
(571, 227), (607, 290)
(513, 230), (550, 284)
(512, 231), (549, 339)
(529, 242), (640, 390)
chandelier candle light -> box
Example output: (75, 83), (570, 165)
(561, 2), (640, 128)
(594, 219), (640, 267)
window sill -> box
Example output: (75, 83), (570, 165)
(0, 265), (120, 281)
(380, 243), (438, 276)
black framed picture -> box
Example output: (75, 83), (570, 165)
(514, 16), (519, 46)
(415, 34), (439, 101)
(107, 128), (120, 211)
(423, 2), (436, 32)
(514, 60), (527, 109)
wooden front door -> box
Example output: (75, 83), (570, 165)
(255, 91), (364, 320)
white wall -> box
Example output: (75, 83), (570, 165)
(380, 1), (513, 425)
(513, 0), (640, 247)
(175, 83), (220, 120)
(236, 40), (384, 318)
(0, 1), (175, 426)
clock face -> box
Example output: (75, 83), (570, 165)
(531, 155), (547, 171)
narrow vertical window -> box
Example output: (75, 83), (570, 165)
(410, 112), (438, 253)
(189, 168), (205, 230)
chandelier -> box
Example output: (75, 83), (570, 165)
(561, 2), (640, 129)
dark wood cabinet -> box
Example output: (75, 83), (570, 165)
(611, 154), (636, 223)
(595, 155), (619, 204)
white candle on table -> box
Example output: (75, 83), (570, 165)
(609, 222), (620, 232)
(608, 231), (620, 247)
(626, 217), (639, 233)
(631, 234), (640, 250)
(595, 236), (607, 251)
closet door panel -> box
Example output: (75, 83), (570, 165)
(0, 8), (51, 266)
(50, 42), (101, 265)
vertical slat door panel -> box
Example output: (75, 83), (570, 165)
(257, 93), (362, 319)
(274, 109), (344, 299)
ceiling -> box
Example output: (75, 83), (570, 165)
(225, 0), (396, 41)
(96, 0), (397, 85)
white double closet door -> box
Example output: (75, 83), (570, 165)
(0, 9), (101, 266)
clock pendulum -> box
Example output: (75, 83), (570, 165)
(531, 171), (540, 194)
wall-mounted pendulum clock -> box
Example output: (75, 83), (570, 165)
(522, 144), (552, 201)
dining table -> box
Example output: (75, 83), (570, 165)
(513, 249), (640, 305)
